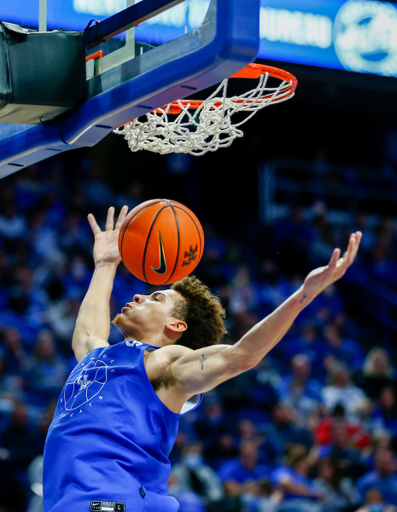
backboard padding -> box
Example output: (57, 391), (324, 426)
(0, 0), (260, 177)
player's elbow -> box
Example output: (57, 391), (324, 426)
(229, 347), (258, 374)
(238, 357), (258, 373)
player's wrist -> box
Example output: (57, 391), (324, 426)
(94, 259), (120, 269)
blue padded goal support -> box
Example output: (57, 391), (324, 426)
(0, 0), (260, 179)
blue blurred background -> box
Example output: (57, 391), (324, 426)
(1, 1), (397, 512)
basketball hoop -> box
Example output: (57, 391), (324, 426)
(114, 63), (298, 156)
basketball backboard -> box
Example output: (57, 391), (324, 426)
(0, 0), (260, 178)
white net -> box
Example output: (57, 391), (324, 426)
(114, 70), (295, 156)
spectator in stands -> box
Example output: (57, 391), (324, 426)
(282, 324), (328, 382)
(248, 356), (280, 410)
(271, 445), (322, 512)
(33, 400), (58, 454)
(46, 295), (81, 351)
(312, 456), (361, 512)
(194, 393), (238, 467)
(217, 439), (269, 485)
(311, 284), (345, 322)
(371, 387), (397, 442)
(0, 349), (26, 405)
(14, 166), (43, 214)
(310, 203), (337, 269)
(323, 324), (364, 375)
(357, 449), (397, 505)
(361, 348), (396, 401)
(276, 353), (323, 428)
(228, 265), (260, 339)
(27, 329), (68, 406)
(26, 454), (44, 512)
(256, 258), (291, 318)
(208, 479), (244, 512)
(312, 414), (367, 481)
(168, 471), (207, 512)
(29, 208), (62, 265)
(0, 401), (40, 512)
(322, 362), (371, 421)
(246, 478), (283, 512)
(237, 419), (277, 469)
(62, 254), (92, 300)
(0, 201), (27, 253)
(59, 210), (91, 257)
(9, 266), (48, 333)
(355, 488), (397, 512)
(172, 441), (224, 507)
(266, 404), (313, 457)
(368, 238), (397, 287)
(2, 327), (32, 377)
(353, 212), (376, 257)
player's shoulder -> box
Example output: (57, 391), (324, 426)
(156, 344), (193, 361)
(144, 344), (192, 382)
(146, 344), (191, 368)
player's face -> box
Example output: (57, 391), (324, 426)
(112, 289), (183, 342)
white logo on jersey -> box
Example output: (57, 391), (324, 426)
(126, 340), (143, 347)
(64, 359), (108, 411)
(77, 374), (92, 391)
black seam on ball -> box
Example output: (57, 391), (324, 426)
(163, 200), (180, 285)
(143, 204), (170, 283)
(120, 200), (162, 263)
(172, 205), (203, 264)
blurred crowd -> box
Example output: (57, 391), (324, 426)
(0, 155), (397, 512)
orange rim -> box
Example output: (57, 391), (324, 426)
(158, 63), (298, 115)
(118, 63), (297, 125)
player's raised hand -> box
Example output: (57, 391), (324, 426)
(301, 231), (362, 304)
(88, 206), (129, 266)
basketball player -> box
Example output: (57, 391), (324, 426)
(43, 205), (362, 512)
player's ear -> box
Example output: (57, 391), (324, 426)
(165, 320), (187, 336)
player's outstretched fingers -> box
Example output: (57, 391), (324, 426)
(106, 206), (115, 232)
(346, 235), (356, 265)
(346, 232), (360, 265)
(352, 231), (362, 259)
(115, 205), (129, 230)
(339, 232), (361, 270)
(328, 248), (341, 271)
(88, 213), (101, 236)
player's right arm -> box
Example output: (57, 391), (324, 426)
(71, 206), (128, 362)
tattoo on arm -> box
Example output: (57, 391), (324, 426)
(300, 294), (307, 304)
(199, 354), (207, 370)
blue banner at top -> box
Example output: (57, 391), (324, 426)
(1, 0), (397, 77)
(258, 0), (397, 77)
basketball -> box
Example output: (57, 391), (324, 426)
(118, 199), (204, 285)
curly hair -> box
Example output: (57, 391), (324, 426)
(170, 275), (227, 350)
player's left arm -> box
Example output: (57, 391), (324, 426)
(170, 232), (362, 398)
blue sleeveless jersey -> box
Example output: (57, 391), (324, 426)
(43, 341), (202, 512)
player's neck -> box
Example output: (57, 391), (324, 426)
(124, 331), (172, 348)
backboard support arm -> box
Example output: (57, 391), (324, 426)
(39, 0), (47, 32)
(85, 0), (186, 49)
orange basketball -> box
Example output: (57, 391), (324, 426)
(119, 199), (204, 285)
